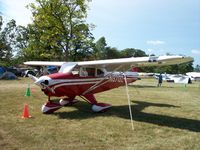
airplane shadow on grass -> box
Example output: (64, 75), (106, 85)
(53, 100), (200, 132)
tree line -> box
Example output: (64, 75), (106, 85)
(0, 0), (196, 73)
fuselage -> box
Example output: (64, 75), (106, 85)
(37, 72), (138, 98)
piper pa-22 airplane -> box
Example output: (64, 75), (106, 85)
(24, 55), (193, 114)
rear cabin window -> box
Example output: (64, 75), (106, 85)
(97, 69), (104, 77)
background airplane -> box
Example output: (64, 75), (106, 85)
(24, 55), (193, 114)
(154, 73), (192, 84)
(186, 72), (200, 81)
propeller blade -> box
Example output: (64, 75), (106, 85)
(28, 74), (38, 82)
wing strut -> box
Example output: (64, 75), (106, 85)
(123, 73), (134, 130)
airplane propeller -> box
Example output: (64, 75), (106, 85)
(28, 74), (38, 82)
(28, 74), (55, 94)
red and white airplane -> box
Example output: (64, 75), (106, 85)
(24, 55), (192, 114)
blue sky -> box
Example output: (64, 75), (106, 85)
(0, 0), (200, 65)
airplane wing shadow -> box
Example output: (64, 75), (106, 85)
(53, 100), (200, 132)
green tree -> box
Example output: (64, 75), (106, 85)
(120, 48), (147, 58)
(10, 25), (30, 64)
(15, 26), (29, 53)
(24, 0), (93, 61)
(194, 65), (200, 72)
(93, 36), (107, 59)
(104, 47), (120, 59)
(0, 16), (17, 66)
(0, 15), (2, 30)
(175, 62), (193, 74)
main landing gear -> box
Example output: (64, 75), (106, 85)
(92, 103), (112, 112)
(81, 94), (112, 113)
(41, 101), (62, 114)
(41, 94), (112, 114)
(41, 97), (78, 114)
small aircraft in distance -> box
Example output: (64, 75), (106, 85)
(186, 72), (200, 81)
(24, 55), (193, 114)
(154, 73), (192, 84)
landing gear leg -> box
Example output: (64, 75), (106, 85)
(81, 94), (112, 112)
(41, 96), (62, 114)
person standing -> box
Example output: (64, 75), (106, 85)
(157, 73), (163, 87)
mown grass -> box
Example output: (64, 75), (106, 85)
(0, 78), (200, 150)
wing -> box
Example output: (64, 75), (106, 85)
(24, 61), (77, 73)
(77, 55), (193, 71)
(24, 61), (66, 66)
(24, 55), (193, 72)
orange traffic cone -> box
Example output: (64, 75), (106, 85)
(22, 104), (31, 119)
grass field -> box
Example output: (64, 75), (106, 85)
(0, 78), (200, 150)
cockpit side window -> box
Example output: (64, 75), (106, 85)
(86, 68), (95, 76)
(71, 66), (79, 75)
(79, 67), (105, 77)
(79, 67), (89, 77)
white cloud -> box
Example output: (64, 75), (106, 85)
(147, 49), (154, 52)
(191, 49), (200, 55)
(146, 40), (165, 45)
(1, 0), (34, 26)
(87, 0), (142, 25)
